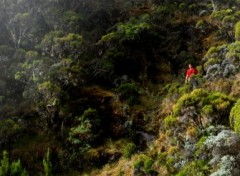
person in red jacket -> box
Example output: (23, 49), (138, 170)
(185, 64), (198, 83)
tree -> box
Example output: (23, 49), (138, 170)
(38, 31), (84, 62)
(6, 12), (31, 49)
(0, 0), (34, 49)
(96, 14), (152, 83)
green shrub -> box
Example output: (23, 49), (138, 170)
(161, 82), (191, 97)
(144, 158), (154, 173)
(204, 92), (234, 111)
(134, 159), (144, 169)
(173, 89), (208, 116)
(157, 152), (167, 166)
(162, 83), (180, 95)
(164, 115), (177, 128)
(195, 20), (205, 29)
(226, 41), (240, 60)
(176, 160), (209, 176)
(205, 47), (217, 57)
(68, 108), (100, 152)
(0, 151), (28, 176)
(43, 148), (52, 176)
(201, 105), (214, 115)
(134, 154), (157, 175)
(172, 89), (235, 126)
(123, 142), (136, 158)
(0, 119), (22, 147)
(165, 156), (176, 173)
(235, 21), (240, 41)
(116, 83), (140, 104)
(230, 99), (240, 134)
(195, 136), (207, 157)
(203, 58), (221, 68)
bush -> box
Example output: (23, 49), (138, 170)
(0, 151), (28, 176)
(116, 83), (140, 105)
(195, 136), (207, 157)
(203, 58), (221, 69)
(68, 108), (100, 152)
(0, 119), (22, 148)
(235, 21), (240, 41)
(230, 98), (240, 134)
(163, 115), (177, 128)
(123, 142), (136, 158)
(173, 89), (208, 116)
(133, 154), (157, 175)
(43, 148), (52, 176)
(176, 160), (209, 176)
(172, 89), (235, 126)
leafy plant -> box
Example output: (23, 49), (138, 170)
(0, 151), (28, 176)
(0, 119), (22, 148)
(230, 98), (240, 134)
(235, 21), (240, 41)
(163, 115), (177, 128)
(176, 160), (209, 176)
(68, 108), (100, 152)
(173, 89), (235, 126)
(116, 83), (140, 105)
(43, 148), (52, 176)
(134, 154), (157, 175)
(123, 142), (136, 158)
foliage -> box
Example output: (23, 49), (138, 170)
(0, 119), (22, 148)
(195, 136), (207, 157)
(133, 154), (157, 175)
(0, 151), (28, 176)
(43, 148), (52, 176)
(230, 74), (240, 96)
(211, 9), (233, 21)
(39, 31), (84, 60)
(15, 50), (43, 84)
(38, 81), (62, 107)
(96, 12), (166, 82)
(210, 8), (240, 41)
(195, 20), (206, 29)
(68, 108), (100, 152)
(0, 0), (240, 175)
(98, 14), (151, 44)
(173, 89), (207, 116)
(173, 89), (235, 126)
(176, 160), (209, 176)
(157, 152), (167, 165)
(61, 10), (84, 32)
(163, 115), (177, 128)
(123, 142), (136, 158)
(226, 41), (240, 60)
(203, 58), (221, 69)
(229, 98), (240, 134)
(235, 21), (240, 41)
(116, 83), (140, 105)
(161, 82), (190, 96)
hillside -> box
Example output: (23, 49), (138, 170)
(0, 0), (240, 175)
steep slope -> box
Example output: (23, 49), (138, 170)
(1, 0), (240, 175)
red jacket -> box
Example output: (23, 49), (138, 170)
(186, 68), (198, 79)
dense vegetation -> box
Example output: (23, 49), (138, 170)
(0, 0), (240, 175)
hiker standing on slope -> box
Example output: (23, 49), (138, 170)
(185, 64), (198, 84)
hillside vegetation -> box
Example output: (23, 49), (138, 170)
(0, 0), (240, 175)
